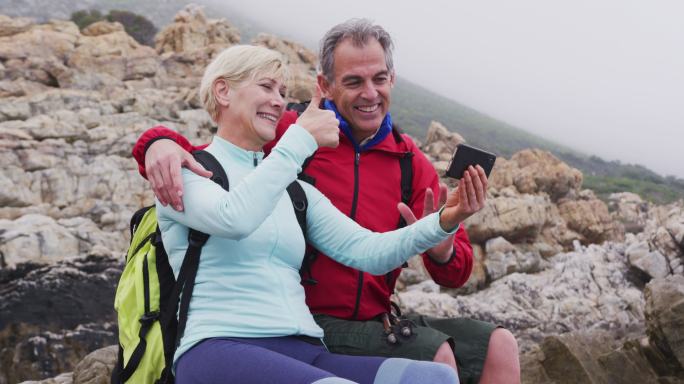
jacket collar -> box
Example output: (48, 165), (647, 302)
(324, 99), (393, 153)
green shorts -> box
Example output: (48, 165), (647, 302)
(314, 313), (497, 384)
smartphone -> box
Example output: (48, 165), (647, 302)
(445, 144), (497, 179)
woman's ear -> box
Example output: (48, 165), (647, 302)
(213, 79), (231, 107)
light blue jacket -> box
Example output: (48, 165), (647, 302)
(156, 124), (455, 365)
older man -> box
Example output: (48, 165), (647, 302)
(133, 19), (519, 384)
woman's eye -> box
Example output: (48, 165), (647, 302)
(260, 83), (272, 90)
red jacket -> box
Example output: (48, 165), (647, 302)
(133, 110), (473, 321)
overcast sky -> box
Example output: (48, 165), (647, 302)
(213, 0), (684, 177)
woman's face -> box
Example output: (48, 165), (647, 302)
(227, 75), (287, 149)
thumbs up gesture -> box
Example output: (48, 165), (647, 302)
(296, 85), (340, 148)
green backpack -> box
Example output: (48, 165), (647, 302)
(111, 150), (308, 384)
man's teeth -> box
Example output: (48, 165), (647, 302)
(356, 105), (379, 113)
(257, 113), (277, 122)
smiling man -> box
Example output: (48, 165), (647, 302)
(133, 19), (520, 384)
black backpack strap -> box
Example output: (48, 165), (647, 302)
(192, 150), (230, 190)
(396, 152), (414, 229)
(286, 181), (317, 285)
(286, 181), (308, 238)
(298, 154), (317, 185)
(159, 150), (230, 362)
(129, 206), (153, 239)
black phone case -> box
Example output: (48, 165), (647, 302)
(445, 144), (497, 179)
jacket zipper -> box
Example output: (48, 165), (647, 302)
(350, 151), (363, 319)
(253, 152), (258, 167)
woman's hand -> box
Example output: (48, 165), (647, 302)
(439, 165), (488, 231)
(296, 86), (340, 148)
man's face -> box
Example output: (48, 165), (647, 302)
(318, 38), (395, 142)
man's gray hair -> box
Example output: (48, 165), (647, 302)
(319, 18), (394, 82)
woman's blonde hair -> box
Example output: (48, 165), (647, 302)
(199, 45), (288, 123)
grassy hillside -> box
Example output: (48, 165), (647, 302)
(391, 77), (684, 204)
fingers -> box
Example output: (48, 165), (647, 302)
(184, 156), (213, 179)
(156, 161), (174, 209)
(307, 84), (323, 110)
(167, 155), (184, 211)
(148, 169), (167, 206)
(438, 183), (448, 208)
(422, 187), (435, 217)
(397, 202), (418, 225)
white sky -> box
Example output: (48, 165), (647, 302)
(218, 1), (684, 176)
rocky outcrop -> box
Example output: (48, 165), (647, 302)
(0, 256), (120, 383)
(517, 274), (684, 384)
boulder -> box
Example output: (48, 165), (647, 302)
(422, 121), (465, 162)
(154, 4), (240, 54)
(645, 275), (684, 370)
(0, 256), (120, 383)
(558, 190), (624, 244)
(489, 149), (583, 201)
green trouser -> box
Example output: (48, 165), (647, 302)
(314, 314), (497, 384)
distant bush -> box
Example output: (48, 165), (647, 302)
(70, 9), (103, 30)
(106, 10), (157, 47)
(70, 9), (157, 47)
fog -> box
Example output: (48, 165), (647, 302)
(204, 0), (684, 177)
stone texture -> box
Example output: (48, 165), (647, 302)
(0, 256), (120, 383)
(558, 189), (624, 244)
(489, 149), (583, 201)
(645, 275), (684, 370)
(420, 121), (466, 163)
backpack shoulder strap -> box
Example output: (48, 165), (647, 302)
(397, 152), (414, 229)
(192, 150), (230, 191)
(168, 150), (230, 352)
(286, 181), (308, 238)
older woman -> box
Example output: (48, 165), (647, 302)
(158, 45), (483, 384)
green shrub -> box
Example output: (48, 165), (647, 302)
(70, 9), (104, 30)
(106, 10), (157, 46)
(70, 9), (157, 47)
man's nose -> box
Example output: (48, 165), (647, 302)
(360, 81), (379, 99)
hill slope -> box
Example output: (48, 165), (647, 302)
(391, 78), (684, 204)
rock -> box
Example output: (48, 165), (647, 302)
(422, 121), (465, 162)
(489, 149), (583, 201)
(0, 14), (34, 37)
(626, 241), (670, 280)
(558, 190), (624, 244)
(609, 192), (650, 233)
(645, 275), (684, 369)
(81, 21), (125, 36)
(0, 256), (120, 383)
(483, 236), (543, 282)
(71, 345), (118, 384)
(154, 4), (240, 54)
(465, 193), (556, 244)
(398, 243), (645, 353)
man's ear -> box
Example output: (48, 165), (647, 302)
(213, 79), (231, 107)
(390, 70), (396, 88)
(317, 73), (332, 99)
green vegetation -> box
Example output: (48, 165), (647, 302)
(390, 77), (684, 205)
(70, 9), (157, 46)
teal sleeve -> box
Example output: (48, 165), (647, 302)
(157, 125), (317, 239)
(302, 185), (455, 275)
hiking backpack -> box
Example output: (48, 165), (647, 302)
(111, 150), (308, 384)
